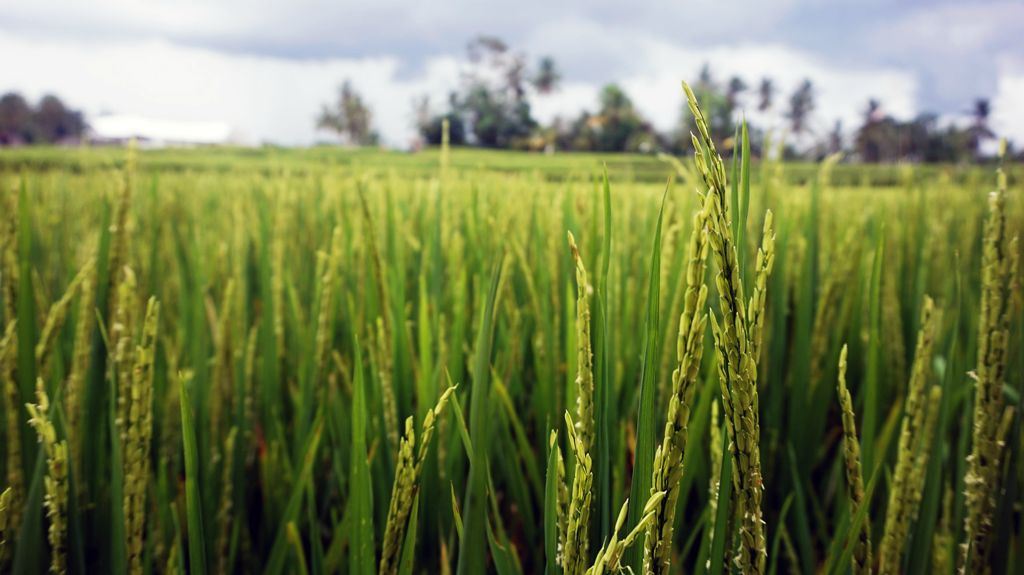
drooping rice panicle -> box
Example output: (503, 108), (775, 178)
(836, 344), (872, 575)
(961, 141), (1019, 575)
(685, 81), (772, 574)
(26, 379), (68, 574)
(643, 202), (710, 575)
(879, 296), (940, 575)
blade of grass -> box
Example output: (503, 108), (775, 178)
(456, 260), (504, 575)
(180, 372), (207, 575)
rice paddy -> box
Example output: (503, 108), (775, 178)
(0, 90), (1021, 574)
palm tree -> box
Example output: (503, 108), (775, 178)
(317, 80), (377, 146)
(787, 79), (815, 134)
(968, 98), (994, 156)
(758, 78), (774, 112)
(532, 57), (560, 94)
(726, 76), (748, 110)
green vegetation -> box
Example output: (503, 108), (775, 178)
(0, 88), (1021, 575)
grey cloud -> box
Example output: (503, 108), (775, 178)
(2, 0), (1021, 115)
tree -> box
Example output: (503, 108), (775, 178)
(827, 119), (844, 155)
(758, 78), (774, 112)
(967, 98), (994, 157)
(787, 79), (815, 134)
(1, 93), (85, 145)
(0, 93), (34, 144)
(413, 94), (467, 146)
(592, 84), (654, 152)
(413, 35), (540, 149)
(317, 80), (378, 146)
(532, 56), (560, 94)
(726, 76), (748, 110)
(33, 95), (85, 142)
(557, 84), (654, 152)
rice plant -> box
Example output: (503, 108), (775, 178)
(0, 84), (1020, 575)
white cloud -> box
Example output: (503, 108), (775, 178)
(534, 33), (919, 144)
(0, 31), (461, 146)
(992, 59), (1024, 147)
(7, 27), (1024, 148)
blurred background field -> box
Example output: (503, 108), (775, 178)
(0, 137), (1021, 573)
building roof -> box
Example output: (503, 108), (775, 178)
(90, 114), (234, 145)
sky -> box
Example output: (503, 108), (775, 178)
(2, 0), (1023, 147)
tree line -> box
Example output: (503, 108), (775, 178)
(318, 36), (1008, 163)
(0, 93), (86, 145)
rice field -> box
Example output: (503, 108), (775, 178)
(0, 91), (1021, 575)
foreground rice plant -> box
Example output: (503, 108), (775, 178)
(0, 87), (1020, 575)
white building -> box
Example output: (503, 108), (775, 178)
(89, 114), (238, 147)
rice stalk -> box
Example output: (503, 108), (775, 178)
(0, 193), (18, 327)
(373, 316), (400, 453)
(216, 427), (238, 575)
(111, 266), (138, 442)
(124, 297), (159, 575)
(26, 379), (68, 574)
(314, 227), (342, 384)
(932, 486), (954, 574)
(563, 411), (593, 575)
(707, 399), (722, 556)
(643, 203), (710, 575)
(836, 344), (872, 575)
(685, 81), (773, 574)
(567, 231), (595, 456)
(960, 141), (1020, 575)
(879, 296), (940, 575)
(809, 229), (858, 390)
(0, 486), (10, 564)
(0, 320), (21, 540)
(587, 492), (665, 575)
(66, 252), (98, 460)
(549, 428), (569, 567)
(210, 279), (235, 442)
(379, 385), (455, 575)
(35, 258), (94, 372)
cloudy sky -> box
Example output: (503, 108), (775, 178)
(3, 0), (1023, 147)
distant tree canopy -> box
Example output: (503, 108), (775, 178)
(316, 80), (379, 146)
(0, 93), (86, 145)
(414, 36), (559, 149)
(411, 48), (1008, 163)
(554, 84), (657, 153)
